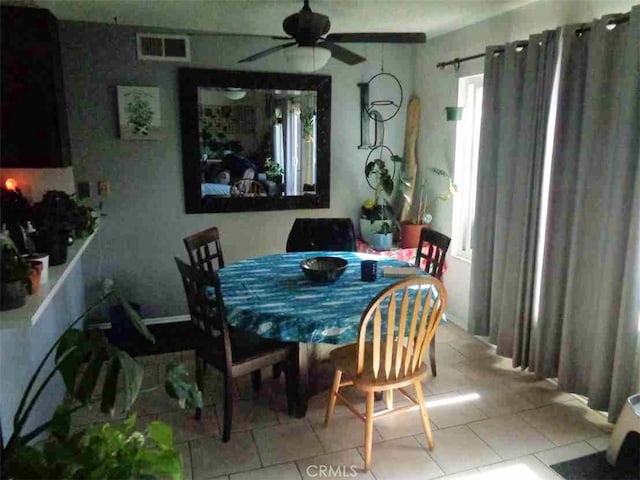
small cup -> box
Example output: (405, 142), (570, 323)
(361, 260), (378, 282)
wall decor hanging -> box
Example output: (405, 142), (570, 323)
(117, 86), (162, 140)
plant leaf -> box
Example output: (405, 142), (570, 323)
(55, 329), (91, 393)
(147, 420), (174, 449)
(75, 352), (105, 405)
(164, 362), (203, 410)
(364, 161), (374, 178)
(391, 154), (404, 163)
(100, 356), (120, 414)
(47, 405), (72, 439)
(112, 287), (155, 344)
(115, 350), (144, 411)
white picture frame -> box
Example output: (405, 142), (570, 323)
(117, 86), (162, 140)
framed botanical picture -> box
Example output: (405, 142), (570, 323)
(117, 86), (162, 140)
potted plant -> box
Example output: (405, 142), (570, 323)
(1, 286), (202, 479)
(372, 221), (395, 251)
(400, 167), (457, 248)
(264, 156), (284, 184)
(359, 154), (403, 244)
(0, 236), (32, 311)
(31, 191), (81, 266)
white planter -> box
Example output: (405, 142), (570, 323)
(359, 218), (387, 245)
(372, 233), (393, 251)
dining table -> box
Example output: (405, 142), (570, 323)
(217, 250), (427, 416)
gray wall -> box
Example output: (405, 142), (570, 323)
(59, 22), (416, 317)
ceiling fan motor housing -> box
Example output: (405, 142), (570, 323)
(282, 3), (331, 46)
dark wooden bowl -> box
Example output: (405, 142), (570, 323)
(300, 256), (348, 283)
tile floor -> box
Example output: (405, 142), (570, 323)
(72, 322), (613, 480)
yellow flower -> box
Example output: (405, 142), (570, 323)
(362, 199), (375, 210)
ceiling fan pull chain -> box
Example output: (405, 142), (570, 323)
(381, 44), (385, 72)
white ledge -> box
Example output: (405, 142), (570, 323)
(0, 230), (98, 330)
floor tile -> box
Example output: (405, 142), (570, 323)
(190, 431), (261, 479)
(424, 365), (480, 395)
(469, 414), (554, 459)
(478, 454), (563, 479)
(310, 415), (383, 452)
(518, 402), (603, 445)
(158, 408), (218, 444)
(133, 386), (183, 416)
(358, 436), (444, 480)
(447, 338), (496, 361)
(436, 323), (468, 343)
(423, 392), (488, 429)
(297, 449), (375, 479)
(508, 378), (575, 406)
(458, 385), (536, 418)
(562, 399), (614, 433)
(534, 441), (597, 466)
(219, 399), (279, 433)
(431, 343), (469, 366)
(586, 434), (611, 451)
(177, 442), (192, 480)
(439, 469), (483, 479)
(415, 425), (501, 474)
(230, 462), (302, 480)
(252, 420), (324, 466)
(374, 405), (438, 440)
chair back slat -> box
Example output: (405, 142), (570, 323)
(394, 288), (410, 377)
(175, 257), (232, 365)
(357, 277), (447, 382)
(184, 227), (225, 273)
(384, 293), (397, 379)
(403, 287), (421, 375)
(415, 228), (451, 280)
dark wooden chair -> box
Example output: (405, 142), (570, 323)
(414, 228), (451, 377)
(286, 218), (357, 252)
(175, 257), (297, 442)
(183, 226), (225, 274)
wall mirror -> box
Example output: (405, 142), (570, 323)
(179, 68), (331, 213)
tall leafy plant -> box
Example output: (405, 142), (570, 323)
(2, 288), (202, 480)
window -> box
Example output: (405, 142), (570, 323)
(452, 74), (483, 260)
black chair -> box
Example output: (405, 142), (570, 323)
(183, 226), (225, 273)
(175, 258), (298, 442)
(286, 218), (357, 252)
(414, 228), (451, 377)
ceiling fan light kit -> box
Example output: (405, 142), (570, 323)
(237, 0), (426, 71)
(284, 46), (331, 72)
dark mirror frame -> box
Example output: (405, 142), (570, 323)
(179, 68), (331, 214)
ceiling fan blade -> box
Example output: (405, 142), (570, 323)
(271, 35), (293, 41)
(325, 32), (426, 44)
(317, 41), (366, 65)
(238, 42), (297, 63)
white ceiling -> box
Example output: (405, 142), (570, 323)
(31, 0), (534, 39)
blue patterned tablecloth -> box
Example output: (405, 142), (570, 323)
(217, 251), (421, 345)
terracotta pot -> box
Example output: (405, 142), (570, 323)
(400, 222), (431, 249)
(28, 260), (43, 295)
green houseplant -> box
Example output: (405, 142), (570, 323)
(0, 236), (32, 311)
(400, 167), (457, 248)
(1, 287), (202, 480)
(263, 156), (284, 184)
(360, 154), (403, 245)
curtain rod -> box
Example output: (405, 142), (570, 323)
(436, 13), (630, 70)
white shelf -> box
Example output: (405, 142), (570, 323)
(0, 230), (98, 330)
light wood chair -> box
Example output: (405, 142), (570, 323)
(324, 276), (447, 471)
(183, 226), (225, 274)
(415, 228), (451, 377)
(232, 179), (266, 196)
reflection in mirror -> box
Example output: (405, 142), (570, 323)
(198, 88), (317, 198)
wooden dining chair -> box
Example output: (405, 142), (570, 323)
(324, 276), (447, 471)
(415, 228), (450, 377)
(286, 218), (357, 252)
(175, 257), (298, 442)
(183, 226), (225, 273)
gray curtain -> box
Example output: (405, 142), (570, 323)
(532, 7), (640, 421)
(469, 30), (559, 367)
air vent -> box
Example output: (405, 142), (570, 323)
(136, 33), (191, 62)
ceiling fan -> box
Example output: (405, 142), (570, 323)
(238, 0), (426, 70)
